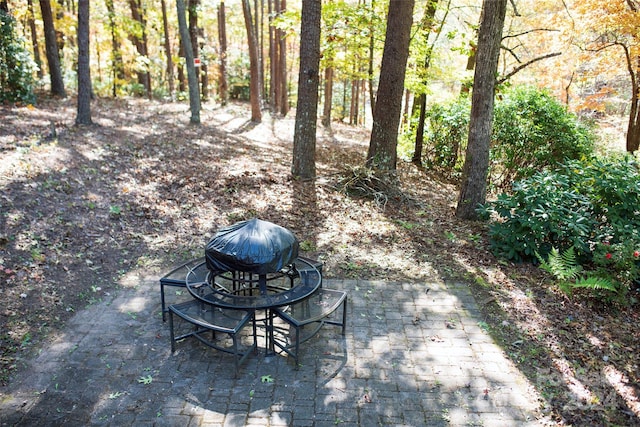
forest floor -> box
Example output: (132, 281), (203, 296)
(0, 97), (638, 426)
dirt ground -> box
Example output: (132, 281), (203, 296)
(0, 97), (638, 425)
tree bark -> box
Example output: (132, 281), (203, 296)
(269, 0), (277, 108)
(322, 66), (333, 127)
(366, 0), (415, 170)
(128, 0), (151, 98)
(76, 0), (92, 125)
(217, 0), (228, 105)
(278, 0), (288, 115)
(242, 0), (262, 122)
(105, 0), (124, 97)
(455, 0), (507, 220)
(291, 0), (321, 179)
(39, 0), (66, 97)
(176, 0), (201, 124)
(27, 0), (43, 79)
(412, 0), (440, 166)
(160, 0), (175, 99)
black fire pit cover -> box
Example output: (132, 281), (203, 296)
(205, 218), (299, 274)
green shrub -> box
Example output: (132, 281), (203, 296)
(0, 9), (37, 104)
(415, 86), (595, 187)
(423, 97), (470, 175)
(480, 155), (640, 300)
(491, 86), (595, 188)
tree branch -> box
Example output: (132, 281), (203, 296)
(502, 28), (560, 40)
(498, 52), (562, 84)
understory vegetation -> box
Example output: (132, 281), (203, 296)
(480, 155), (640, 304)
(400, 85), (639, 305)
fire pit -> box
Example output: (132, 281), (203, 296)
(205, 218), (300, 296)
(185, 219), (321, 310)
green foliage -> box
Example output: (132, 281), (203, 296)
(536, 247), (582, 281)
(0, 9), (37, 104)
(536, 246), (622, 300)
(479, 170), (595, 261)
(491, 86), (595, 188)
(410, 86), (595, 186)
(481, 154), (640, 303)
(557, 276), (619, 298)
(413, 96), (470, 177)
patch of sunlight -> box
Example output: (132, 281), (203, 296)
(604, 365), (640, 416)
(552, 357), (596, 404)
(118, 296), (147, 313)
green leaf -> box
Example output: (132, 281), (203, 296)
(138, 375), (153, 385)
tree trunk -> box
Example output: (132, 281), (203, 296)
(39, 0), (66, 97)
(76, 0), (92, 125)
(188, 0), (201, 98)
(27, 0), (43, 79)
(291, 0), (321, 179)
(242, 0), (262, 122)
(176, 0), (200, 124)
(217, 0), (228, 105)
(105, 0), (124, 97)
(278, 0), (288, 115)
(128, 0), (151, 98)
(268, 0), (277, 108)
(366, 0), (415, 170)
(367, 0), (376, 115)
(322, 66), (333, 127)
(412, 0), (440, 166)
(412, 93), (427, 165)
(161, 0), (175, 99)
(455, 0), (507, 220)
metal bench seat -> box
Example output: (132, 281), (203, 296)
(272, 288), (347, 367)
(168, 300), (256, 373)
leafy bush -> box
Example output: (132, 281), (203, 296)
(423, 97), (470, 175)
(491, 86), (595, 188)
(416, 86), (595, 187)
(480, 155), (640, 300)
(0, 9), (37, 104)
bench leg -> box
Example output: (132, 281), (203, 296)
(168, 309), (176, 353)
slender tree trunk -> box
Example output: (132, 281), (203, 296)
(27, 0), (43, 79)
(268, 0), (277, 108)
(39, 0), (66, 97)
(188, 0), (202, 98)
(218, 0), (229, 105)
(242, 0), (262, 122)
(367, 0), (376, 115)
(412, 93), (427, 165)
(161, 0), (175, 99)
(366, 0), (415, 170)
(105, 0), (123, 97)
(177, 41), (186, 92)
(177, 0), (201, 124)
(412, 0), (440, 166)
(322, 66), (333, 127)
(291, 0), (321, 179)
(456, 0), (507, 219)
(627, 78), (640, 152)
(257, 0), (265, 101)
(278, 0), (288, 115)
(128, 0), (151, 98)
(76, 0), (92, 125)
(218, 0), (228, 105)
